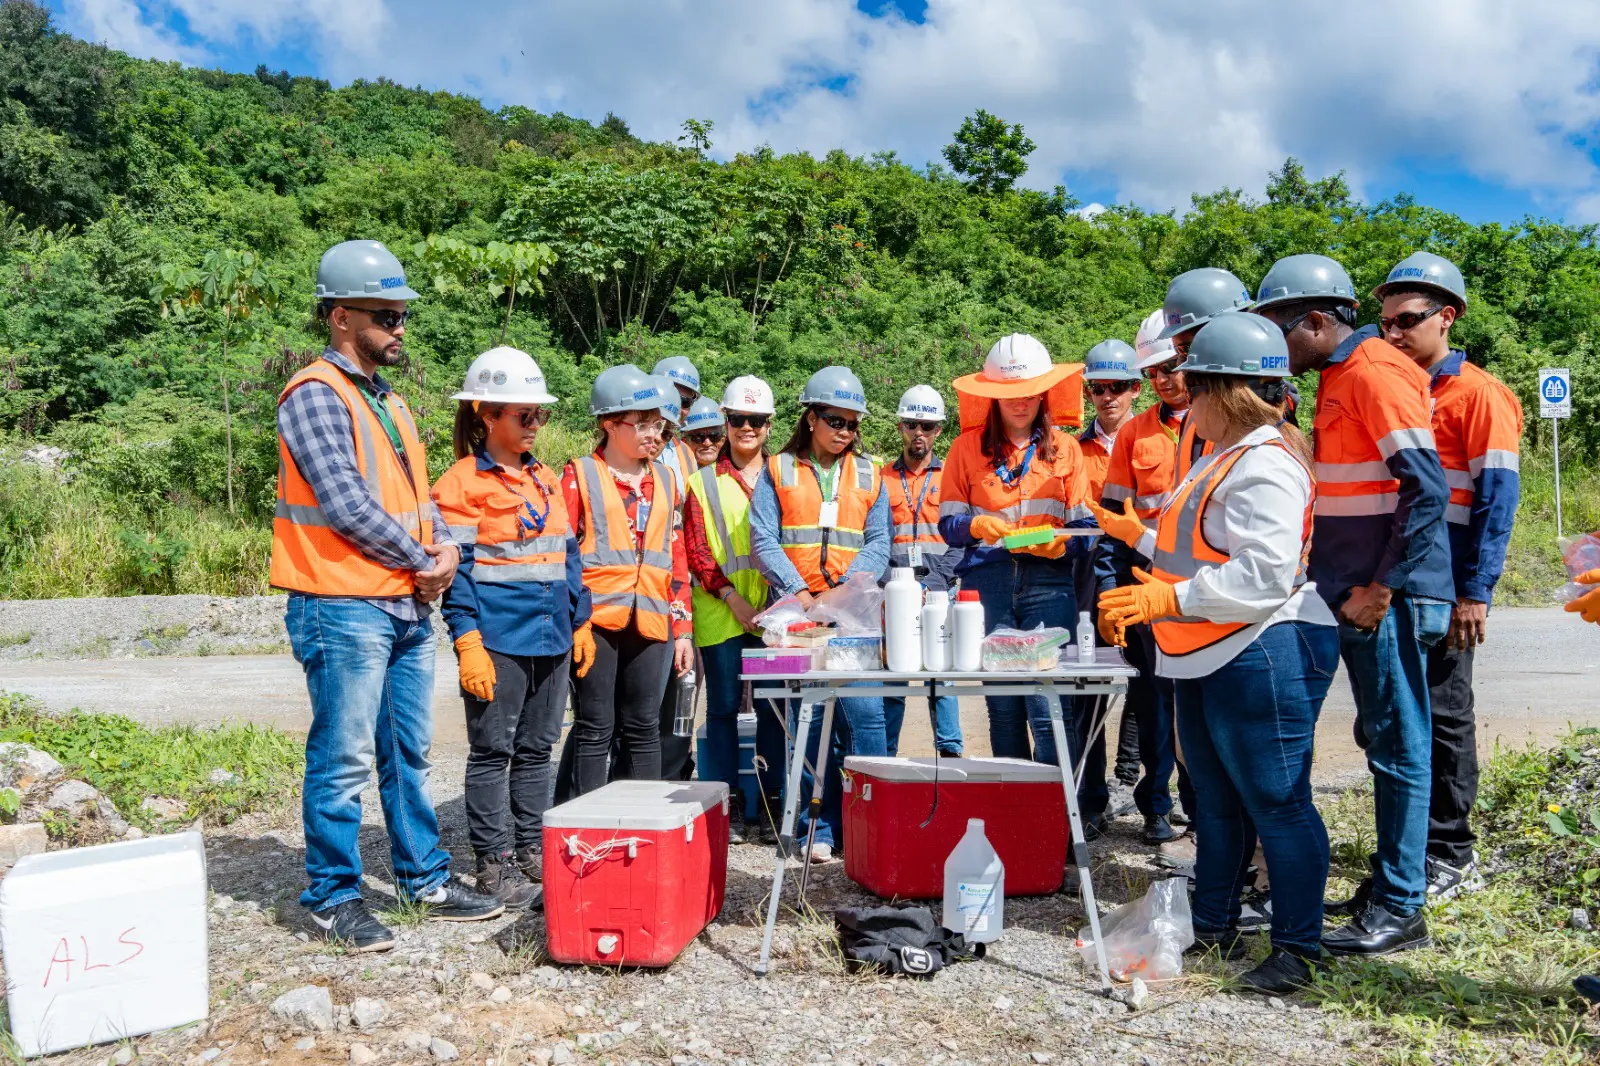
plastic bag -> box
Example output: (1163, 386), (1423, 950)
(1075, 876), (1194, 982)
(807, 571), (885, 637)
(1558, 534), (1600, 602)
(980, 626), (1071, 672)
(754, 595), (811, 647)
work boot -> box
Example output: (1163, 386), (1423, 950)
(1238, 887), (1273, 933)
(1424, 853), (1484, 902)
(514, 844), (544, 883)
(727, 790), (748, 846)
(1575, 975), (1600, 1004)
(1185, 927), (1252, 962)
(1238, 947), (1319, 995)
(1080, 813), (1106, 841)
(475, 854), (542, 910)
(1324, 876), (1372, 919)
(309, 898), (395, 953)
(1143, 813), (1180, 845)
(755, 793), (784, 846)
(1322, 901), (1429, 956)
(418, 875), (505, 922)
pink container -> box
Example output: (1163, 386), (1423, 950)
(741, 647), (816, 675)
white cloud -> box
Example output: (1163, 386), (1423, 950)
(54, 0), (1600, 220)
(57, 0), (204, 62)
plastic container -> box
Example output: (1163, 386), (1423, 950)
(543, 780), (729, 967)
(672, 670), (697, 737)
(741, 647), (817, 675)
(1077, 611), (1095, 663)
(825, 635), (883, 672)
(980, 627), (1070, 672)
(884, 567), (923, 671)
(943, 819), (1004, 943)
(841, 757), (1067, 898)
(1558, 534), (1600, 601)
(952, 590), (985, 672)
(921, 590), (952, 672)
(695, 715), (761, 821)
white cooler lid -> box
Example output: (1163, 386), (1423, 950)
(544, 780), (729, 831)
(842, 756), (1061, 783)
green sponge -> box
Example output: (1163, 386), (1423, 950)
(1000, 525), (1058, 550)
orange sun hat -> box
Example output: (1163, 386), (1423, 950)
(952, 333), (1084, 432)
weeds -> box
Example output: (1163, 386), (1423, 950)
(0, 631), (31, 648)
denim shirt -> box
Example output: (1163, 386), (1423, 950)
(748, 455), (892, 597)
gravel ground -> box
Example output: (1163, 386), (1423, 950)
(0, 595), (313, 660)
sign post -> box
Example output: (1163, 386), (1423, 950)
(1539, 369), (1572, 537)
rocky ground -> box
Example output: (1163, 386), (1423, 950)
(0, 595), (307, 660)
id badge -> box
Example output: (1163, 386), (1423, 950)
(635, 498), (652, 534)
(818, 501), (839, 529)
(908, 544), (924, 567)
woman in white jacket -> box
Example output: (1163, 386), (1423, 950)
(1091, 312), (1338, 997)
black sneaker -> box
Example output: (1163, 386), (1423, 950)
(1186, 928), (1252, 961)
(475, 853), (543, 910)
(417, 875), (505, 922)
(1080, 813), (1106, 841)
(1142, 813), (1180, 844)
(309, 898), (395, 953)
(1574, 974), (1600, 1004)
(1239, 888), (1273, 933)
(1324, 876), (1371, 919)
(1424, 853), (1484, 901)
(727, 792), (748, 846)
(514, 844), (544, 883)
(1322, 901), (1429, 957)
(1239, 947), (1318, 995)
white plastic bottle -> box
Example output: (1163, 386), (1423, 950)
(884, 567), (923, 672)
(952, 590), (984, 672)
(921, 590), (952, 672)
(1077, 610), (1095, 664)
(943, 818), (1004, 942)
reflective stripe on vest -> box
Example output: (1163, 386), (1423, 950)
(886, 465), (947, 569)
(269, 360), (433, 598)
(431, 456), (570, 587)
(770, 451), (880, 593)
(574, 455), (676, 639)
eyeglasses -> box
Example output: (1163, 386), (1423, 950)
(726, 413), (771, 429)
(1146, 359), (1185, 379)
(900, 420), (943, 434)
(618, 417), (666, 435)
(686, 430), (725, 445)
(1087, 381), (1137, 397)
(1380, 306), (1443, 334)
(817, 413), (860, 433)
(507, 407), (551, 428)
(349, 307), (408, 331)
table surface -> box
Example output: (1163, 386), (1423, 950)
(742, 647), (1137, 683)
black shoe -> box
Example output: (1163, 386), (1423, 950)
(1080, 813), (1106, 841)
(1168, 808), (1191, 827)
(1574, 974), (1600, 1004)
(418, 875), (505, 922)
(1186, 928), (1252, 961)
(1324, 876), (1371, 919)
(514, 844), (544, 883)
(475, 854), (543, 910)
(1239, 947), (1318, 995)
(727, 792), (748, 846)
(1322, 901), (1429, 956)
(1424, 853), (1484, 901)
(1143, 813), (1180, 844)
(1239, 888), (1273, 933)
(309, 898), (395, 953)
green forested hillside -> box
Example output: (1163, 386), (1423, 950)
(1, 0), (1596, 601)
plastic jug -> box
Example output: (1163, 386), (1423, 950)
(921, 590), (951, 672)
(943, 818), (1003, 942)
(885, 567), (923, 672)
(952, 590), (985, 671)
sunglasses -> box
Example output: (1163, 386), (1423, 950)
(686, 430), (726, 445)
(1146, 359), (1185, 379)
(1088, 381), (1137, 397)
(349, 307), (408, 330)
(1274, 309), (1317, 338)
(900, 420), (943, 433)
(726, 413), (771, 429)
(500, 407), (550, 428)
(1380, 306), (1443, 334)
(817, 413), (860, 433)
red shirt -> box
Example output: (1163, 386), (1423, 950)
(683, 453), (760, 596)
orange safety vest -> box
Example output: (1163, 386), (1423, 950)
(884, 460), (947, 570)
(768, 451), (881, 593)
(432, 457), (569, 585)
(952, 427), (1090, 529)
(270, 360), (433, 597)
(572, 455), (676, 640)
(1078, 423), (1114, 502)
(1149, 437), (1314, 657)
(1101, 403), (1188, 529)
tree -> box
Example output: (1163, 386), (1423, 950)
(678, 117), (714, 155)
(413, 235), (557, 344)
(1265, 157), (1352, 215)
(942, 109), (1036, 195)
(153, 249), (279, 515)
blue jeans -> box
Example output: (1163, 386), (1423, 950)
(701, 635), (786, 803)
(883, 685), (963, 756)
(1176, 622), (1339, 953)
(791, 686), (885, 850)
(961, 558), (1078, 763)
(1340, 594), (1451, 916)
(285, 595), (452, 912)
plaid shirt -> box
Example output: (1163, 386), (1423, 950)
(277, 349), (452, 620)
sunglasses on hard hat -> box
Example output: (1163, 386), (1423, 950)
(1088, 381), (1137, 397)
(726, 413), (771, 429)
(900, 420), (942, 434)
(1380, 306), (1443, 334)
(818, 413), (860, 433)
(686, 429), (726, 445)
(348, 307), (408, 331)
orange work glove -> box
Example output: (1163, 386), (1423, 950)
(1096, 609), (1121, 646)
(453, 631), (496, 702)
(1016, 536), (1067, 560)
(1564, 569), (1600, 625)
(1087, 498), (1147, 550)
(1097, 568), (1180, 641)
(572, 622), (597, 678)
(969, 516), (1012, 544)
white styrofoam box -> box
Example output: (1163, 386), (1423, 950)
(0, 830), (209, 1057)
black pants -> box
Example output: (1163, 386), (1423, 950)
(572, 626), (672, 795)
(462, 649), (570, 858)
(1113, 699), (1141, 785)
(1426, 641), (1477, 866)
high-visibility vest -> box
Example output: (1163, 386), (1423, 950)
(941, 427), (1090, 529)
(884, 462), (947, 570)
(1149, 437), (1313, 657)
(432, 456), (568, 585)
(1429, 356), (1523, 527)
(687, 464), (769, 647)
(270, 359), (433, 598)
(659, 440), (694, 509)
(768, 451), (881, 593)
(572, 455), (676, 640)
(1101, 404), (1187, 529)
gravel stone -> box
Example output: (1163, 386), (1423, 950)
(44, 779), (99, 811)
(0, 742), (62, 788)
(293, 1037), (315, 1051)
(351, 996), (389, 1031)
(349, 1043), (378, 1065)
(429, 1037), (459, 1061)
(1570, 907), (1591, 931)
(489, 986), (512, 1004)
(269, 985), (335, 1031)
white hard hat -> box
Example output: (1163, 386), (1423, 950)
(721, 375), (775, 415)
(452, 346), (558, 404)
(1134, 309), (1179, 371)
(895, 385), (946, 422)
(982, 333), (1055, 383)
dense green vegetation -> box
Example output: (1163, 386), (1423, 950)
(0, 1), (1595, 600)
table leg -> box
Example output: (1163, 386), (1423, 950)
(1047, 695), (1112, 991)
(795, 696), (836, 902)
(757, 694), (818, 976)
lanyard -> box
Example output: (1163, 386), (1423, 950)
(1158, 405), (1184, 446)
(809, 457), (840, 501)
(995, 440), (1037, 488)
(492, 465), (551, 535)
(898, 464), (935, 539)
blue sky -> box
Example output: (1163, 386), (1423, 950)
(49, 0), (1600, 225)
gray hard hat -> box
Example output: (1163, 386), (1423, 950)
(652, 356), (702, 397)
(652, 374), (683, 426)
(799, 366), (869, 414)
(590, 364), (667, 417)
(1252, 253), (1357, 312)
(1158, 267), (1253, 340)
(315, 240), (421, 301)
(1082, 339), (1140, 381)
(1179, 313), (1292, 377)
(684, 397), (726, 431)
(1372, 251), (1468, 312)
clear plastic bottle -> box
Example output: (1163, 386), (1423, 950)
(921, 590), (952, 672)
(673, 671), (697, 737)
(952, 590), (985, 672)
(884, 567), (923, 672)
(943, 818), (1003, 942)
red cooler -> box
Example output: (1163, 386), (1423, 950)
(543, 780), (729, 967)
(841, 757), (1067, 898)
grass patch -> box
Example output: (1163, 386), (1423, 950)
(1499, 448), (1600, 607)
(0, 690), (302, 828)
(0, 631), (31, 648)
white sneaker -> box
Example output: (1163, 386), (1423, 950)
(807, 842), (834, 864)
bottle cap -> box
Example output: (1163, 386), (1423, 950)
(957, 590), (980, 602)
(891, 567), (916, 581)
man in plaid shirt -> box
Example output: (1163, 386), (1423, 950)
(273, 240), (501, 951)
